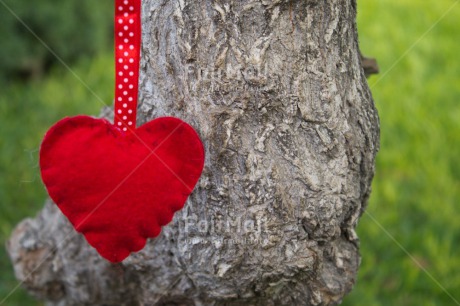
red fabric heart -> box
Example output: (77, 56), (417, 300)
(40, 116), (204, 262)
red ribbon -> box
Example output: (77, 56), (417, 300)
(114, 0), (141, 131)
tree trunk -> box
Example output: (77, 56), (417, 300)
(7, 0), (379, 305)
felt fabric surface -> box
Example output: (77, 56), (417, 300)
(40, 116), (205, 262)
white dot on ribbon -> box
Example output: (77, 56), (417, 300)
(115, 0), (138, 129)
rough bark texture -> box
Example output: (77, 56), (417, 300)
(7, 0), (379, 305)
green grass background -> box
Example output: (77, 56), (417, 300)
(0, 0), (459, 304)
(0, 55), (113, 305)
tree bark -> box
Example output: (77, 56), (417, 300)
(7, 0), (379, 305)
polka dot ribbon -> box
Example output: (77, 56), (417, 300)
(114, 0), (141, 132)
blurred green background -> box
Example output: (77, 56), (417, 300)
(0, 0), (459, 305)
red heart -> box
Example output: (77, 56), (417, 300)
(40, 116), (204, 262)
